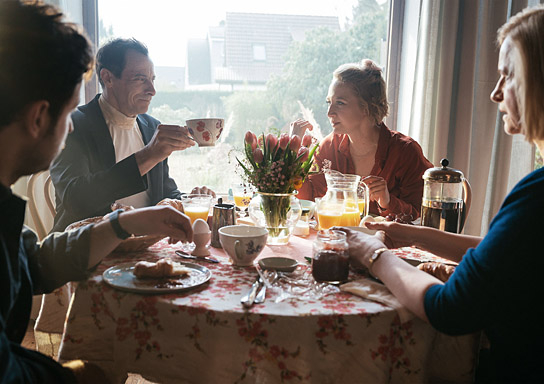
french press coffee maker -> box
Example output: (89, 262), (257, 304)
(421, 159), (472, 233)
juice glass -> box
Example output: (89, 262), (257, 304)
(180, 194), (213, 224)
(231, 184), (252, 217)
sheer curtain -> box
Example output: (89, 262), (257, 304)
(387, 0), (539, 236)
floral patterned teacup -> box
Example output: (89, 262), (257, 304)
(186, 118), (224, 147)
(218, 225), (268, 266)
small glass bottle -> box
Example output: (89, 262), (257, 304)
(312, 230), (349, 284)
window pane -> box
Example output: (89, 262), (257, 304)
(98, 0), (390, 193)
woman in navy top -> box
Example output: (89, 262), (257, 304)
(342, 5), (544, 383)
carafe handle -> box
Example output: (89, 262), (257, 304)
(459, 179), (472, 232)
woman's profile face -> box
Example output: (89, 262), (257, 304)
(326, 80), (369, 135)
(490, 36), (522, 136)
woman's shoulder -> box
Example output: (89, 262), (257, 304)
(379, 125), (430, 164)
(383, 126), (422, 148)
(507, 167), (544, 200)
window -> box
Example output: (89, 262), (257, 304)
(97, 0), (391, 193)
(253, 44), (266, 61)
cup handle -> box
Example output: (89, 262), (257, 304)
(234, 239), (243, 260)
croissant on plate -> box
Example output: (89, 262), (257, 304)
(133, 258), (190, 279)
(417, 262), (456, 282)
(156, 198), (184, 212)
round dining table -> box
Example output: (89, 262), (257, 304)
(58, 231), (479, 384)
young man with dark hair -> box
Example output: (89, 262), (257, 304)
(0, 2), (192, 382)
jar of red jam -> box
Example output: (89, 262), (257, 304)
(312, 230), (349, 284)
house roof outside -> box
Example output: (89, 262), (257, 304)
(220, 12), (340, 84)
(186, 12), (340, 88)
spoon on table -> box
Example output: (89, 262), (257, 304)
(175, 250), (219, 264)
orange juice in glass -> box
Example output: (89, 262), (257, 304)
(184, 207), (210, 223)
(180, 194), (213, 224)
(232, 184), (252, 217)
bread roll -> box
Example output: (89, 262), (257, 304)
(156, 198), (184, 212)
(133, 259), (190, 278)
(417, 262), (456, 282)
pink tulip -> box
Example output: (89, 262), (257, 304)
(265, 133), (278, 151)
(253, 147), (264, 163)
(297, 146), (309, 162)
(245, 131), (257, 150)
(289, 135), (301, 152)
(302, 134), (312, 147)
(279, 133), (290, 150)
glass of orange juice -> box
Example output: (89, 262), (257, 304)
(180, 194), (213, 224)
(232, 184), (252, 217)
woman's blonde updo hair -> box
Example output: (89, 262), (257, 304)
(497, 5), (544, 142)
(332, 59), (388, 125)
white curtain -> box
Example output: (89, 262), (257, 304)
(388, 0), (539, 236)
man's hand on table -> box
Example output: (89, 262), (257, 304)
(119, 205), (193, 244)
(89, 206), (194, 268)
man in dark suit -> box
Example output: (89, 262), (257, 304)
(51, 38), (212, 231)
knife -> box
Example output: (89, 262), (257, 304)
(175, 250), (219, 263)
(241, 277), (263, 308)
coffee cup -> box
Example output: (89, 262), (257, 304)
(218, 225), (268, 266)
(186, 118), (224, 147)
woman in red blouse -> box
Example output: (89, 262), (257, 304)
(292, 60), (433, 219)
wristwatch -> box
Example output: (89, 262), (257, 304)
(109, 209), (132, 240)
(368, 247), (388, 278)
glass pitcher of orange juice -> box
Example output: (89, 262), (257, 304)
(316, 171), (361, 229)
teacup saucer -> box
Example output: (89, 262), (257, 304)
(258, 257), (298, 272)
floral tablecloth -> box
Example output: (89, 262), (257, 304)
(59, 234), (478, 384)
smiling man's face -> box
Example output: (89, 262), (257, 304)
(104, 49), (156, 117)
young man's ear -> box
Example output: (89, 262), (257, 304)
(24, 100), (50, 139)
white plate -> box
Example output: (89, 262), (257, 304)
(103, 261), (211, 294)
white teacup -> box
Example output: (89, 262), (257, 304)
(218, 225), (268, 266)
(186, 118), (224, 147)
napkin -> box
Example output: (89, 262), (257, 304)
(340, 277), (415, 323)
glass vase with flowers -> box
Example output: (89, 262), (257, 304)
(237, 131), (318, 244)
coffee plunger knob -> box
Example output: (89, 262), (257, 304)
(440, 158), (449, 168)
(218, 197), (223, 204)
